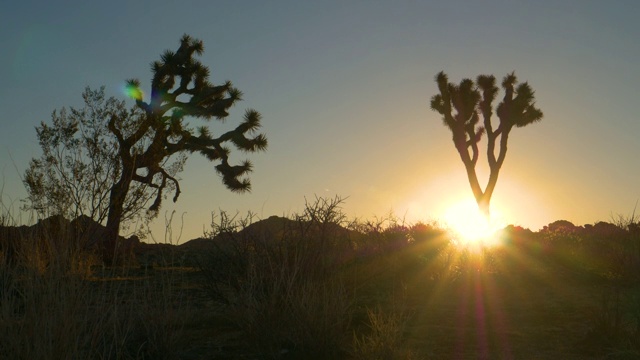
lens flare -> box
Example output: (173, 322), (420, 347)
(123, 84), (144, 101)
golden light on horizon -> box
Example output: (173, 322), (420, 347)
(443, 198), (505, 248)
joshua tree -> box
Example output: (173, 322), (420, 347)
(104, 34), (267, 264)
(430, 71), (543, 218)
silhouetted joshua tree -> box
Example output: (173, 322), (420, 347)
(104, 34), (268, 264)
(430, 71), (543, 219)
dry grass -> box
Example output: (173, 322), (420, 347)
(198, 197), (355, 358)
(2, 198), (640, 359)
(0, 214), (188, 360)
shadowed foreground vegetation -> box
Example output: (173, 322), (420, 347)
(2, 197), (640, 359)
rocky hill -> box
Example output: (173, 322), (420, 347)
(0, 215), (139, 264)
(1, 214), (358, 267)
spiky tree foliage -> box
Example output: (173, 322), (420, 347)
(430, 71), (543, 218)
(23, 87), (171, 230)
(104, 34), (267, 264)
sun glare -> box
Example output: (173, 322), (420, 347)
(443, 199), (504, 247)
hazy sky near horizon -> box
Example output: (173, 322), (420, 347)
(1, 1), (639, 242)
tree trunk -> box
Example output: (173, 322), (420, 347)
(104, 172), (132, 265)
(477, 168), (500, 222)
(477, 196), (491, 220)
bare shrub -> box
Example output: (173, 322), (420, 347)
(351, 288), (420, 360)
(579, 286), (640, 358)
(0, 208), (187, 359)
(610, 212), (640, 283)
(199, 196), (354, 358)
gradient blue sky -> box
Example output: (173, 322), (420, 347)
(1, 1), (639, 242)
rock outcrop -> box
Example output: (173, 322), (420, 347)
(0, 215), (139, 265)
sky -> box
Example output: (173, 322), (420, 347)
(1, 1), (639, 243)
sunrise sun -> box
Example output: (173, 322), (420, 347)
(443, 199), (504, 247)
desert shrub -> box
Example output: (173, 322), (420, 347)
(199, 196), (355, 358)
(0, 225), (127, 359)
(579, 285), (640, 358)
(350, 287), (420, 360)
(527, 216), (640, 283)
(346, 217), (448, 282)
(197, 199), (462, 358)
(351, 306), (407, 360)
(229, 270), (352, 358)
(0, 209), (187, 359)
(0, 266), (98, 359)
(348, 215), (412, 257)
(608, 214), (640, 283)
